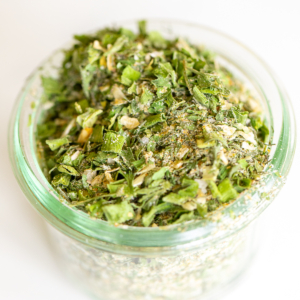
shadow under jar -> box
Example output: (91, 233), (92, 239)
(9, 20), (296, 300)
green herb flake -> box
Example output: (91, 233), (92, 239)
(218, 178), (239, 203)
(80, 64), (97, 98)
(140, 88), (154, 104)
(121, 66), (141, 86)
(57, 165), (80, 176)
(143, 114), (165, 128)
(77, 108), (103, 128)
(102, 132), (126, 154)
(41, 77), (62, 96)
(172, 212), (194, 225)
(103, 201), (135, 224)
(46, 137), (70, 151)
(52, 174), (71, 187)
(142, 203), (174, 227)
(104, 36), (128, 56)
(193, 86), (209, 107)
(90, 125), (103, 143)
(152, 167), (169, 180)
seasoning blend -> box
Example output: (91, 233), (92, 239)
(9, 20), (295, 300)
(38, 21), (270, 227)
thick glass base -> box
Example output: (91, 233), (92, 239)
(47, 220), (259, 300)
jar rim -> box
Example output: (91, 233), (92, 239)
(9, 19), (297, 249)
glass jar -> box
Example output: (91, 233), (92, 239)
(9, 20), (296, 300)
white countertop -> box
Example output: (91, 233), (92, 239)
(0, 0), (299, 299)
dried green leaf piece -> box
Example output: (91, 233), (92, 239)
(142, 203), (174, 227)
(148, 31), (167, 48)
(88, 44), (101, 64)
(138, 20), (147, 35)
(197, 203), (207, 217)
(82, 174), (89, 189)
(128, 82), (137, 94)
(172, 211), (194, 224)
(37, 122), (56, 139)
(104, 36), (128, 56)
(80, 64), (97, 98)
(107, 181), (126, 194)
(52, 174), (71, 187)
(231, 107), (248, 125)
(196, 139), (216, 148)
(152, 167), (169, 180)
(138, 180), (172, 210)
(152, 76), (171, 88)
(41, 77), (62, 95)
(218, 178), (239, 203)
(74, 34), (94, 45)
(155, 62), (174, 78)
(238, 159), (248, 169)
(103, 201), (135, 224)
(163, 193), (186, 205)
(102, 33), (118, 47)
(178, 178), (199, 198)
(120, 28), (135, 40)
(193, 86), (209, 107)
(148, 100), (167, 114)
(143, 113), (165, 128)
(140, 88), (154, 104)
(77, 108), (103, 128)
(258, 123), (269, 143)
(121, 66), (141, 86)
(234, 178), (252, 193)
(46, 137), (69, 151)
(163, 178), (198, 205)
(120, 149), (135, 167)
(57, 165), (80, 176)
(87, 201), (104, 218)
(208, 181), (221, 200)
(251, 116), (263, 130)
(200, 86), (223, 95)
(102, 132), (126, 154)
(77, 99), (89, 112)
(90, 125), (103, 143)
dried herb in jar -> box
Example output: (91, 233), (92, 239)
(37, 21), (270, 227)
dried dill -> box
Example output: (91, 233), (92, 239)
(37, 21), (270, 227)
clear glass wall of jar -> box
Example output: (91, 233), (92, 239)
(46, 221), (260, 300)
(9, 20), (296, 300)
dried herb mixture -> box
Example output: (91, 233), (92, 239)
(37, 21), (270, 227)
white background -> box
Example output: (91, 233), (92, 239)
(0, 0), (299, 299)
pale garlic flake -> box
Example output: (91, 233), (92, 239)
(120, 116), (140, 129)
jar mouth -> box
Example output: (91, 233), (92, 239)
(9, 19), (296, 249)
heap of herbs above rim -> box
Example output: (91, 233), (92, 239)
(37, 21), (270, 227)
